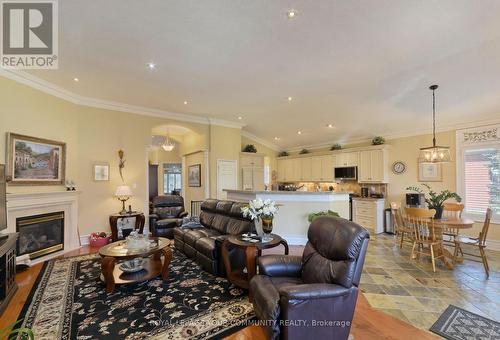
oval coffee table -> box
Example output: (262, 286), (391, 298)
(98, 237), (172, 293)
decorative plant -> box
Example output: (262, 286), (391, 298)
(372, 136), (385, 145)
(90, 232), (108, 240)
(330, 144), (342, 151)
(299, 148), (310, 154)
(406, 184), (462, 218)
(0, 319), (34, 340)
(278, 151), (289, 157)
(242, 144), (257, 153)
(242, 198), (279, 221)
(308, 210), (340, 222)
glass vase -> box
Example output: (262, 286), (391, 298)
(261, 216), (274, 242)
(254, 219), (263, 237)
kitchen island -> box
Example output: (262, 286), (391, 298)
(224, 190), (349, 245)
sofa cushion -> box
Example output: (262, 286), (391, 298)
(184, 228), (221, 246)
(201, 199), (218, 212)
(155, 218), (180, 228)
(226, 218), (252, 235)
(196, 237), (217, 259)
(210, 214), (230, 234)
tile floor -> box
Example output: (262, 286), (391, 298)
(360, 234), (500, 330)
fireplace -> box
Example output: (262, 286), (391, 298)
(16, 212), (64, 259)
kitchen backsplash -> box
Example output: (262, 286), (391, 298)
(295, 181), (387, 197)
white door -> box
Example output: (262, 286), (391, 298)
(217, 160), (238, 199)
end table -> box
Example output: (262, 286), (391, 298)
(109, 212), (145, 242)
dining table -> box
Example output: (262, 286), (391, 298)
(433, 217), (475, 268)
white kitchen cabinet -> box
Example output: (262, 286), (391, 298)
(240, 153), (265, 190)
(358, 149), (388, 183)
(320, 155), (334, 181)
(352, 198), (385, 234)
(278, 155), (333, 182)
(311, 156), (322, 181)
(335, 152), (358, 167)
(300, 157), (312, 181)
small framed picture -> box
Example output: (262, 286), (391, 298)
(93, 163), (109, 181)
(188, 164), (201, 187)
(418, 162), (442, 182)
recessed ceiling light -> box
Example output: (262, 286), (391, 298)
(327, 124), (334, 128)
(287, 9), (297, 19)
(288, 96), (293, 101)
(297, 131), (302, 135)
(274, 137), (280, 140)
(183, 100), (188, 105)
(237, 116), (243, 120)
(73, 77), (79, 82)
(147, 62), (156, 70)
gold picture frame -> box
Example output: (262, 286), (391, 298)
(6, 133), (66, 185)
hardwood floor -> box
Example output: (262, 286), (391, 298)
(0, 245), (437, 339)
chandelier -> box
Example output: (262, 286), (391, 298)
(162, 129), (175, 152)
(419, 85), (451, 163)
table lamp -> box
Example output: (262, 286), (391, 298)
(115, 185), (132, 214)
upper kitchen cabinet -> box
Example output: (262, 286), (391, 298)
(299, 157), (312, 181)
(240, 153), (265, 190)
(358, 147), (389, 183)
(311, 155), (334, 181)
(335, 152), (358, 167)
(277, 155), (334, 182)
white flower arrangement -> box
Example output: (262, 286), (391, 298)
(241, 198), (278, 221)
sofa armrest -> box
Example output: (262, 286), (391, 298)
(258, 255), (302, 277)
(149, 213), (159, 224)
(279, 283), (351, 301)
(178, 211), (189, 218)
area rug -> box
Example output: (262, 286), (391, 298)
(430, 304), (500, 340)
(16, 249), (254, 339)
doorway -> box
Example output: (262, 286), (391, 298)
(217, 160), (237, 199)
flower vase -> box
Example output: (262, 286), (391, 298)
(254, 219), (264, 237)
(261, 216), (274, 242)
(434, 206), (443, 219)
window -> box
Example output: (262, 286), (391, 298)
(457, 131), (500, 222)
(163, 163), (182, 194)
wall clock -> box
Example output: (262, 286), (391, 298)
(392, 161), (406, 174)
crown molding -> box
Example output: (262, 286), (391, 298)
(0, 69), (245, 128)
(241, 130), (282, 152)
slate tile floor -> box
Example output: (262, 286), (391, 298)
(360, 234), (500, 330)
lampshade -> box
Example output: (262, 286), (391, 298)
(115, 185), (132, 198)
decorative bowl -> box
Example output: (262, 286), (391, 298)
(119, 258), (145, 273)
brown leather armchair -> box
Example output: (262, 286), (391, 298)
(249, 216), (370, 340)
(149, 195), (188, 239)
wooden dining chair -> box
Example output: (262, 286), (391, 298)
(391, 202), (413, 249)
(442, 202), (465, 252)
(454, 208), (492, 277)
(404, 207), (445, 272)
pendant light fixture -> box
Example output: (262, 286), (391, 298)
(162, 128), (175, 152)
(419, 85), (452, 163)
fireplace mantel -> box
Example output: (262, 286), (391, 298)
(5, 191), (81, 265)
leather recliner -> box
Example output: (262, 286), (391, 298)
(174, 199), (253, 276)
(149, 195), (188, 239)
(249, 216), (370, 340)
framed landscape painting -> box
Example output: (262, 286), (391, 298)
(188, 164), (201, 187)
(6, 133), (66, 185)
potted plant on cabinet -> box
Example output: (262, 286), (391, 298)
(406, 184), (462, 219)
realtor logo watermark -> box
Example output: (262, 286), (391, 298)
(1, 0), (58, 69)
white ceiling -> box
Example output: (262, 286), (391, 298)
(26, 0), (500, 149)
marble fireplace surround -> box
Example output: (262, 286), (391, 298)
(6, 191), (81, 266)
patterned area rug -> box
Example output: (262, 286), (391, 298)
(16, 249), (254, 339)
(430, 305), (500, 339)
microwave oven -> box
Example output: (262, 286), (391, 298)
(334, 166), (357, 181)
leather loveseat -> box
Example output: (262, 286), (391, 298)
(249, 216), (370, 340)
(149, 195), (188, 239)
(174, 199), (253, 276)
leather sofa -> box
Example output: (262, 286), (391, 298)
(174, 199), (253, 276)
(149, 195), (188, 239)
(249, 216), (370, 340)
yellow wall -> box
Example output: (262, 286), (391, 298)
(184, 151), (206, 213)
(0, 76), (209, 236)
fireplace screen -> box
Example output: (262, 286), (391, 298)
(16, 212), (64, 259)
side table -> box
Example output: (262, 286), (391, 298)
(221, 234), (289, 295)
(109, 212), (145, 242)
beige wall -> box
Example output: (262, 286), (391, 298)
(184, 151), (206, 213)
(210, 125), (241, 198)
(0, 76), (209, 236)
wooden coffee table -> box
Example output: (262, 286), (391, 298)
(98, 237), (172, 293)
